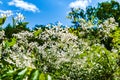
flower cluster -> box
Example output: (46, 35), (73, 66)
(1, 18), (119, 79)
(0, 30), (5, 39)
(0, 10), (13, 18)
(14, 13), (25, 22)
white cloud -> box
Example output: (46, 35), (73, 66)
(0, 1), (3, 4)
(8, 0), (40, 12)
(69, 0), (91, 10)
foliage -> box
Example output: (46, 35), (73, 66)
(0, 17), (6, 26)
(0, 67), (51, 80)
(0, 17), (120, 79)
(96, 0), (120, 26)
(0, 2), (120, 79)
(4, 22), (30, 39)
(67, 0), (120, 27)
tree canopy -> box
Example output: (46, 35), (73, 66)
(68, 0), (120, 27)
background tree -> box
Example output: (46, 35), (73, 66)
(96, 0), (120, 26)
(67, 0), (120, 27)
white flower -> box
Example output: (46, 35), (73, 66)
(109, 17), (115, 23)
(15, 13), (25, 22)
(56, 21), (62, 26)
(0, 13), (7, 17)
(0, 10), (13, 17)
(0, 30), (5, 39)
(111, 49), (118, 53)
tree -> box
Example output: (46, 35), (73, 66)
(96, 0), (120, 26)
(67, 0), (120, 27)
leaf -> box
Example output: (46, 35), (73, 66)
(4, 37), (17, 48)
(9, 37), (17, 47)
(34, 29), (42, 37)
(39, 73), (45, 80)
(47, 75), (52, 80)
(29, 69), (39, 80)
(15, 68), (28, 80)
(1, 69), (22, 79)
(0, 17), (6, 26)
(22, 22), (29, 26)
(2, 70), (16, 78)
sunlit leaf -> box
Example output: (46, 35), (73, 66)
(0, 17), (6, 26)
(39, 73), (45, 80)
(15, 68), (28, 80)
(29, 69), (39, 80)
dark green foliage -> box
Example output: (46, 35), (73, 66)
(0, 67), (51, 80)
(0, 17), (6, 26)
(68, 0), (120, 27)
(4, 22), (30, 39)
(34, 24), (47, 31)
(97, 1), (113, 20)
(0, 0), (120, 79)
(96, 0), (120, 26)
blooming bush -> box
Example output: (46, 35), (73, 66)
(0, 16), (120, 79)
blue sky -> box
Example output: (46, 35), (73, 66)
(0, 0), (120, 29)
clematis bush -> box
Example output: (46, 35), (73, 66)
(0, 17), (120, 79)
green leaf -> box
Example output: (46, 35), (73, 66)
(2, 70), (16, 78)
(0, 17), (6, 26)
(34, 29), (42, 37)
(29, 69), (39, 80)
(8, 37), (17, 47)
(15, 68), (28, 80)
(22, 22), (29, 26)
(4, 37), (17, 48)
(47, 75), (52, 80)
(39, 73), (45, 80)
